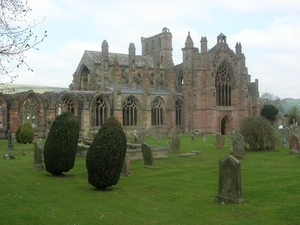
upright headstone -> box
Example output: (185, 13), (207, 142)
(141, 144), (154, 166)
(7, 130), (14, 151)
(33, 138), (44, 170)
(216, 134), (225, 149)
(215, 155), (245, 204)
(170, 134), (180, 153)
(230, 134), (245, 159)
(289, 134), (299, 154)
(121, 155), (131, 176)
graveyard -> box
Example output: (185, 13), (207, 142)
(1, 134), (300, 225)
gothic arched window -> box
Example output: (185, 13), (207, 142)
(175, 100), (182, 125)
(95, 97), (107, 126)
(58, 96), (74, 115)
(151, 99), (163, 125)
(178, 71), (183, 86)
(215, 63), (232, 106)
(122, 98), (137, 126)
(22, 98), (38, 128)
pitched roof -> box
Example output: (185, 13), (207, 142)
(84, 50), (165, 70)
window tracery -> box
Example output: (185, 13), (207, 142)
(122, 98), (137, 126)
(215, 63), (232, 106)
(22, 97), (38, 128)
(151, 99), (163, 125)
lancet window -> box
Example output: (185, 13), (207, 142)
(95, 97), (107, 126)
(122, 98), (137, 126)
(22, 98), (38, 128)
(151, 99), (163, 125)
(215, 63), (232, 106)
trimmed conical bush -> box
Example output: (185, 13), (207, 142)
(86, 116), (127, 189)
(44, 112), (79, 176)
(19, 122), (34, 144)
(15, 125), (22, 143)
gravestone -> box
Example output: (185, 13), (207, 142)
(215, 155), (245, 205)
(7, 130), (14, 151)
(33, 138), (44, 170)
(141, 144), (154, 166)
(289, 134), (299, 154)
(131, 134), (139, 144)
(216, 134), (225, 149)
(157, 131), (162, 142)
(170, 134), (180, 153)
(230, 134), (245, 159)
(121, 155), (131, 176)
(202, 134), (207, 142)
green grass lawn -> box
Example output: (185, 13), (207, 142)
(0, 135), (299, 225)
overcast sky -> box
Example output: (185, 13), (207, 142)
(9, 0), (300, 99)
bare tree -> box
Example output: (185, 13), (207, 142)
(0, 0), (47, 88)
(260, 92), (286, 113)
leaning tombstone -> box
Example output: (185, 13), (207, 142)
(289, 134), (299, 154)
(216, 134), (225, 149)
(33, 138), (44, 170)
(215, 155), (245, 205)
(230, 134), (245, 159)
(141, 144), (154, 167)
(121, 155), (131, 176)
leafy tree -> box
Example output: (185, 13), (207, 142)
(86, 116), (127, 190)
(260, 104), (278, 122)
(19, 121), (34, 143)
(260, 92), (286, 113)
(44, 112), (79, 176)
(288, 106), (300, 125)
(0, 0), (47, 88)
(239, 116), (278, 151)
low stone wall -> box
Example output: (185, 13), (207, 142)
(127, 144), (168, 161)
(78, 143), (169, 160)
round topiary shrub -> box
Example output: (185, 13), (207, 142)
(44, 112), (79, 176)
(19, 122), (34, 144)
(86, 116), (127, 189)
(15, 125), (22, 143)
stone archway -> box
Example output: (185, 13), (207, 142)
(221, 116), (230, 135)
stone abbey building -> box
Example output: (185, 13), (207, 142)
(0, 27), (260, 138)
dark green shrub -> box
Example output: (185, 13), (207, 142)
(239, 116), (278, 151)
(260, 104), (278, 121)
(44, 112), (79, 176)
(86, 116), (127, 189)
(19, 122), (34, 144)
(15, 125), (22, 143)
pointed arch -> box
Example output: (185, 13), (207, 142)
(56, 93), (76, 115)
(122, 96), (140, 126)
(220, 116), (231, 135)
(215, 60), (233, 106)
(91, 95), (110, 126)
(151, 97), (165, 126)
(79, 65), (89, 91)
(20, 93), (44, 129)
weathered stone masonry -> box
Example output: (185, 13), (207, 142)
(0, 27), (260, 138)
